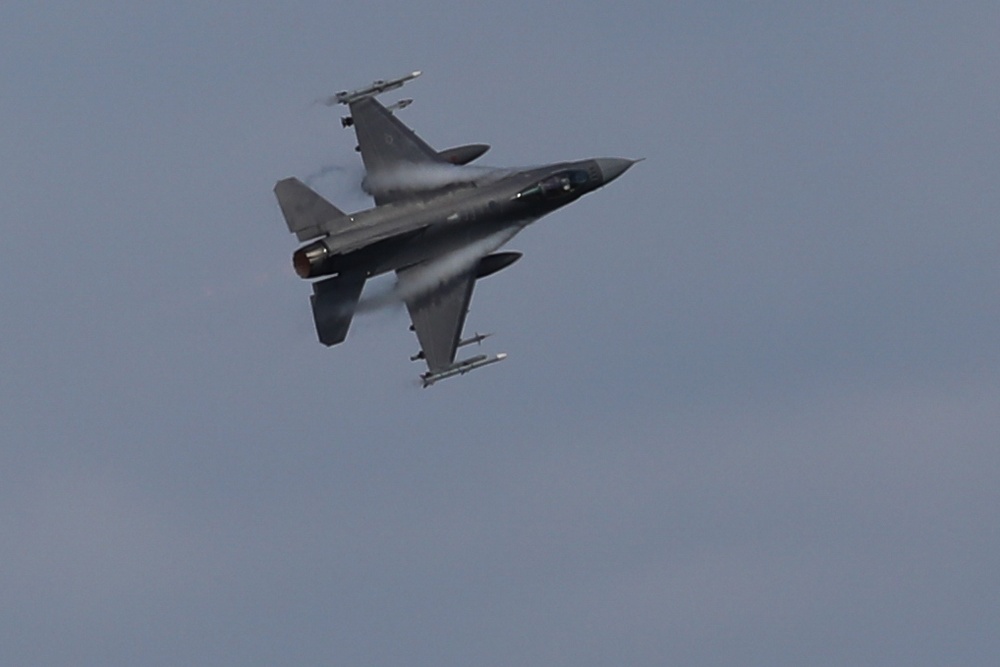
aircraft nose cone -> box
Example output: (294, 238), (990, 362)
(595, 157), (637, 184)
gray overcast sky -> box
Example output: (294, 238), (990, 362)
(2, 2), (998, 666)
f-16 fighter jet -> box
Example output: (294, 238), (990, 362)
(274, 72), (637, 386)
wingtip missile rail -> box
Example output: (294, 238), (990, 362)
(420, 353), (507, 388)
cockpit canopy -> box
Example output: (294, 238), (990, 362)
(516, 169), (590, 201)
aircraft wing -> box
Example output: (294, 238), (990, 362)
(397, 266), (476, 373)
(348, 96), (448, 205)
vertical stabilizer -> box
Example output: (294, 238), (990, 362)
(274, 178), (352, 241)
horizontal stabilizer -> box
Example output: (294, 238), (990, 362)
(310, 271), (366, 346)
(274, 178), (351, 241)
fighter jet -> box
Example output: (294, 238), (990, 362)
(274, 72), (637, 386)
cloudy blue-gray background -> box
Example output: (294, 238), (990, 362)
(2, 2), (998, 665)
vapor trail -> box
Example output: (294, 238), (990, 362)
(354, 227), (520, 314)
(362, 163), (508, 199)
(303, 164), (348, 186)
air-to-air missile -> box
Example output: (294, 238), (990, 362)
(331, 70), (422, 105)
(420, 353), (508, 388)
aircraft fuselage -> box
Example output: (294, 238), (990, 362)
(293, 158), (629, 280)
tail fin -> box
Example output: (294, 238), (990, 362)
(274, 177), (352, 241)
